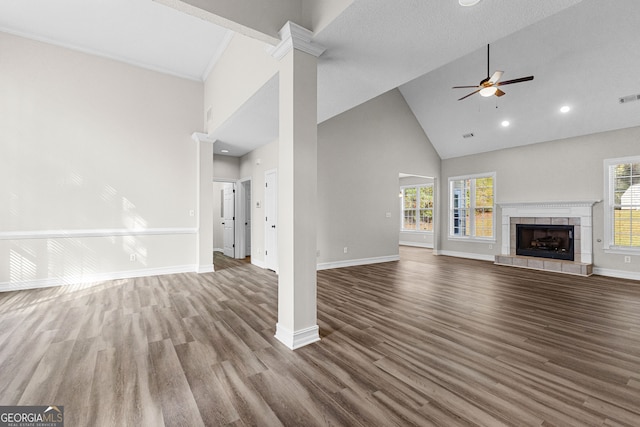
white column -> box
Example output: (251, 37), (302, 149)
(270, 22), (325, 350)
(192, 132), (216, 273)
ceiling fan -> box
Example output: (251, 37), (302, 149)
(453, 44), (534, 101)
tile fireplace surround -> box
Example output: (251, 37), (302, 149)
(495, 201), (599, 276)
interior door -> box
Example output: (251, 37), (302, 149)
(264, 170), (277, 272)
(223, 183), (235, 258)
(244, 181), (252, 256)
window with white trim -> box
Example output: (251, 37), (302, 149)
(401, 185), (434, 232)
(449, 173), (495, 239)
(604, 156), (640, 251)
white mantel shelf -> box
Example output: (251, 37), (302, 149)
(498, 201), (601, 209)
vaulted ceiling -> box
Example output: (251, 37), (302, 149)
(2, 0), (640, 159)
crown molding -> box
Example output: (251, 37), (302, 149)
(0, 26), (203, 82)
(191, 132), (217, 144)
(268, 21), (325, 60)
(201, 30), (234, 81)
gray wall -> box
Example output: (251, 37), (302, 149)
(439, 125), (640, 277)
(317, 88), (441, 266)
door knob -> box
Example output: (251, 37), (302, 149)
(272, 225), (276, 228)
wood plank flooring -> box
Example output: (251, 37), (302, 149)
(1, 246), (639, 426)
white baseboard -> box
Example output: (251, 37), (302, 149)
(0, 265), (198, 292)
(399, 241), (434, 249)
(437, 250), (495, 262)
(317, 254), (400, 271)
(593, 267), (640, 282)
(197, 264), (214, 274)
(274, 323), (320, 350)
(213, 247), (224, 253)
(252, 258), (267, 269)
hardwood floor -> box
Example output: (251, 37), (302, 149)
(213, 251), (251, 271)
(1, 246), (639, 426)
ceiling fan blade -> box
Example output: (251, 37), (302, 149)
(458, 89), (481, 101)
(452, 85), (480, 89)
(495, 88), (505, 97)
(497, 76), (534, 86)
(488, 71), (503, 84)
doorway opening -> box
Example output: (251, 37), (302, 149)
(213, 178), (252, 263)
(398, 173), (437, 252)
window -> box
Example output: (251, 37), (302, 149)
(604, 156), (640, 252)
(401, 185), (434, 232)
(449, 173), (495, 239)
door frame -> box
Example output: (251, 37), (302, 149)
(264, 168), (278, 273)
(235, 177), (252, 260)
(224, 182), (236, 257)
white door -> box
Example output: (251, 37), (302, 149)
(264, 170), (277, 272)
(223, 183), (235, 258)
(244, 181), (252, 256)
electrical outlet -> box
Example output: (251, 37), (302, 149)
(624, 256), (631, 263)
(343, 247), (348, 254)
(130, 254), (136, 262)
(489, 244), (493, 249)
(316, 250), (320, 257)
(189, 210), (195, 217)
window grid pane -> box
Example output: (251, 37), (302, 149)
(402, 185), (434, 232)
(419, 209), (433, 231)
(450, 176), (493, 238)
(404, 210), (416, 230)
(611, 161), (640, 248)
(404, 188), (416, 209)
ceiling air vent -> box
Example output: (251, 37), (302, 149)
(619, 94), (640, 104)
(462, 132), (474, 139)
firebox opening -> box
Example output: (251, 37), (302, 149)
(516, 224), (575, 261)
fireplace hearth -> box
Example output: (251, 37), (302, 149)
(516, 224), (574, 261)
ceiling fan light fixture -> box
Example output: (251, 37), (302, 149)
(459, 0), (481, 6)
(479, 86), (497, 97)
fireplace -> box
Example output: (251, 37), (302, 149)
(516, 224), (574, 261)
(495, 201), (598, 276)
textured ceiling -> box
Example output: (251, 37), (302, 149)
(400, 0), (640, 159)
(314, 0), (583, 123)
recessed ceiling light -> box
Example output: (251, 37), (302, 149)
(560, 105), (571, 113)
(459, 0), (481, 6)
(501, 120), (510, 127)
(221, 149), (229, 153)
